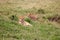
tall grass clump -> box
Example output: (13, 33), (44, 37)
(9, 15), (18, 21)
(25, 17), (34, 24)
(37, 8), (45, 14)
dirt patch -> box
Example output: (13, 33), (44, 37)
(48, 15), (60, 23)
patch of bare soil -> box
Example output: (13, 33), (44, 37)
(48, 15), (60, 23)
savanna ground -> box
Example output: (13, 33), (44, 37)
(0, 0), (60, 40)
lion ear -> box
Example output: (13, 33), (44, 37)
(19, 16), (24, 19)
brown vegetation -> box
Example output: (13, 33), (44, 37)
(48, 15), (60, 23)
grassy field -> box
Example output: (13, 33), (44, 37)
(0, 0), (60, 40)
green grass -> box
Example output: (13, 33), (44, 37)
(0, 19), (60, 40)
